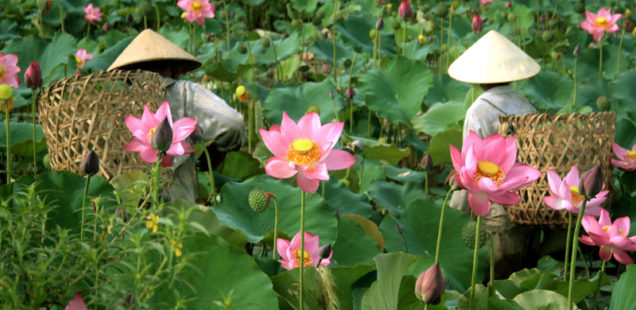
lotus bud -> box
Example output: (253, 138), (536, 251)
(81, 150), (100, 176)
(345, 87), (355, 99)
(248, 189), (270, 213)
(505, 1), (512, 8)
(376, 18), (384, 30)
(343, 58), (352, 68)
(0, 84), (14, 100)
(421, 154), (433, 170)
(398, 0), (413, 20)
(102, 22), (110, 32)
(151, 118), (173, 153)
(395, 223), (404, 233)
(329, 89), (335, 99)
(415, 263), (445, 305)
(580, 165), (604, 198)
(472, 14), (484, 34)
(322, 63), (331, 73)
(573, 44), (581, 56)
(25, 62), (42, 90)
(319, 244), (332, 259)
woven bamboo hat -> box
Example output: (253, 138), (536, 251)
(108, 29), (201, 72)
(448, 30), (540, 84)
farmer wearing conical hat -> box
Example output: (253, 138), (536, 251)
(448, 30), (541, 279)
(109, 29), (246, 202)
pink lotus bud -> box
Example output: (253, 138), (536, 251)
(319, 244), (332, 259)
(580, 165), (604, 198)
(151, 117), (173, 153)
(25, 62), (42, 90)
(505, 1), (512, 7)
(421, 154), (433, 170)
(102, 22), (110, 32)
(415, 263), (445, 305)
(322, 63), (331, 73)
(81, 150), (100, 176)
(345, 87), (356, 99)
(376, 18), (384, 30)
(472, 14), (484, 34)
(398, 0), (413, 20)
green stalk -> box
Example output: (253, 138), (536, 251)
(332, 0), (338, 85)
(377, 29), (382, 68)
(151, 155), (162, 207)
(488, 232), (495, 296)
(470, 215), (482, 304)
(616, 29), (625, 77)
(402, 21), (407, 56)
(571, 55), (578, 112)
(225, 0), (232, 60)
(272, 197), (279, 260)
(248, 99), (253, 153)
(31, 89), (37, 176)
(299, 191), (306, 310)
(203, 148), (217, 206)
(86, 23), (90, 39)
(563, 212), (573, 278)
(567, 199), (587, 310)
(446, 10), (453, 69)
(598, 38), (603, 78)
(81, 175), (91, 240)
(592, 260), (606, 310)
(433, 187), (454, 263)
(5, 108), (11, 183)
(155, 5), (161, 31)
(58, 1), (65, 33)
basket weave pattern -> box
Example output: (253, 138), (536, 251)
(38, 70), (165, 179)
(498, 112), (615, 227)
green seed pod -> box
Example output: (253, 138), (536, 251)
(461, 221), (486, 249)
(436, 4), (448, 17)
(541, 31), (554, 42)
(507, 12), (516, 22)
(0, 84), (14, 100)
(573, 2), (584, 14)
(248, 189), (270, 213)
(137, 1), (154, 18)
(596, 96), (610, 111)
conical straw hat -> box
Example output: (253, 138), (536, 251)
(108, 29), (201, 72)
(448, 30), (540, 84)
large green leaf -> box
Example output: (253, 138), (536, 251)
(610, 264), (636, 310)
(521, 70), (573, 112)
(513, 289), (568, 310)
(159, 233), (279, 309)
(424, 74), (472, 108)
(213, 175), (337, 244)
(40, 33), (77, 84)
(0, 122), (44, 151)
(412, 101), (466, 136)
(359, 57), (433, 125)
(336, 14), (396, 56)
(379, 199), (488, 291)
(263, 79), (344, 126)
(367, 180), (426, 217)
(429, 128), (462, 165)
(332, 216), (382, 266)
(310, 38), (355, 64)
(84, 36), (134, 72)
(291, 0), (319, 14)
(362, 144), (411, 166)
(216, 151), (264, 180)
(1, 35), (47, 77)
(322, 179), (375, 218)
(360, 253), (417, 310)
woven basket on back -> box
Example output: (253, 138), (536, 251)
(38, 70), (165, 179)
(498, 112), (615, 228)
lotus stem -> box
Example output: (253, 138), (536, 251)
(470, 215), (482, 304)
(299, 190), (306, 310)
(151, 155), (162, 207)
(571, 55), (578, 112)
(225, 0), (231, 60)
(81, 175), (91, 240)
(5, 108), (11, 183)
(272, 197), (279, 260)
(203, 147), (217, 206)
(563, 212), (573, 279)
(31, 89), (37, 176)
(433, 186), (454, 263)
(332, 0), (338, 85)
(568, 199), (587, 310)
(488, 232), (495, 296)
(598, 39), (603, 78)
(616, 29), (624, 77)
(592, 260), (606, 310)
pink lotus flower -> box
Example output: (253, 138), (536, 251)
(579, 208), (636, 264)
(277, 231), (332, 270)
(259, 112), (356, 193)
(0, 53), (20, 88)
(611, 142), (636, 171)
(580, 7), (622, 41)
(480, 0), (492, 4)
(123, 101), (197, 164)
(66, 294), (87, 310)
(83, 3), (103, 24)
(542, 166), (609, 216)
(177, 0), (216, 25)
(74, 49), (93, 69)
(472, 14), (484, 34)
(450, 131), (541, 216)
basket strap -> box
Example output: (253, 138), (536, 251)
(482, 98), (508, 116)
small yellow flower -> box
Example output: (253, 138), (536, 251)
(236, 85), (250, 102)
(170, 239), (184, 257)
(633, 27), (636, 36)
(418, 34), (425, 44)
(387, 3), (392, 11)
(626, 9), (631, 18)
(181, 12), (187, 20)
(146, 213), (159, 233)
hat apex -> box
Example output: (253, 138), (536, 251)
(448, 30), (540, 84)
(108, 29), (201, 72)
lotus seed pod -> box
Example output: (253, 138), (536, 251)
(248, 189), (270, 213)
(461, 221), (486, 249)
(596, 96), (610, 111)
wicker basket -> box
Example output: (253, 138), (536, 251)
(38, 70), (166, 179)
(498, 112), (615, 228)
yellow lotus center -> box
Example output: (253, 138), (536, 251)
(191, 1), (202, 13)
(293, 249), (312, 267)
(236, 85), (246, 96)
(475, 161), (505, 186)
(627, 151), (636, 160)
(147, 126), (157, 142)
(287, 138), (321, 166)
(569, 186), (584, 205)
(594, 17), (609, 29)
(0, 65), (4, 76)
(75, 57), (82, 66)
(602, 225), (611, 232)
